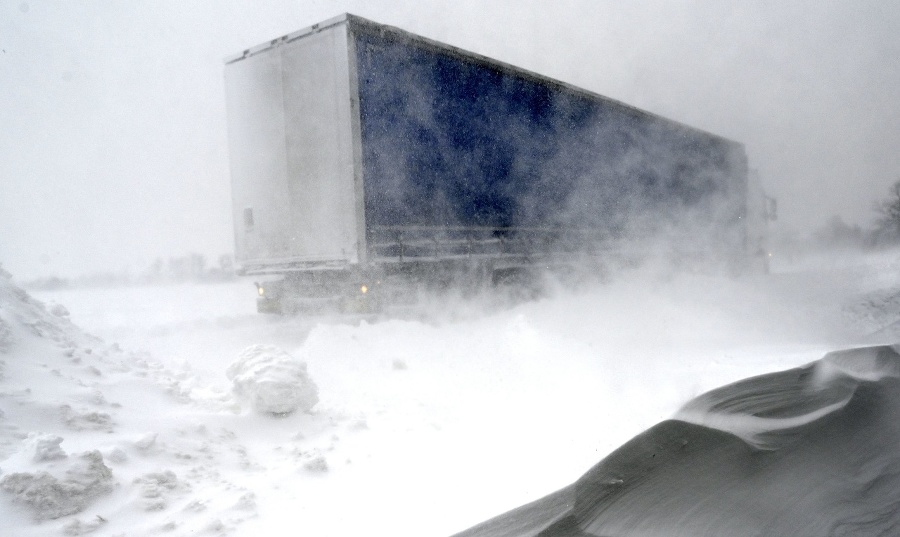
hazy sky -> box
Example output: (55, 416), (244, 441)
(2, 1), (899, 279)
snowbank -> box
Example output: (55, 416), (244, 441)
(0, 272), (268, 535)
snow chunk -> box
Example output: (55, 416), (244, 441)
(227, 345), (319, 415)
(62, 515), (107, 536)
(303, 456), (329, 473)
(60, 405), (114, 432)
(0, 450), (114, 520)
(105, 447), (128, 464)
(235, 491), (256, 510)
(133, 432), (158, 451)
(50, 303), (70, 318)
(31, 434), (67, 462)
(133, 470), (182, 511)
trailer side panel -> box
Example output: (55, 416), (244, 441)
(350, 20), (747, 261)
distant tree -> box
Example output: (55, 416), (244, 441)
(167, 253), (208, 281)
(150, 257), (163, 275)
(145, 257), (164, 283)
(218, 254), (233, 273)
(189, 253), (206, 278)
(875, 179), (900, 244)
(813, 215), (865, 249)
(168, 256), (190, 281)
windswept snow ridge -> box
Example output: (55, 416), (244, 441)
(675, 345), (900, 449)
(454, 345), (900, 537)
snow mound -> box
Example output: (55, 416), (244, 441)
(0, 450), (113, 520)
(0, 266), (101, 355)
(226, 344), (319, 415)
(456, 344), (900, 537)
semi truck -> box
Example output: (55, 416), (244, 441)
(224, 14), (754, 314)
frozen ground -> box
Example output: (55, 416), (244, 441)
(2, 251), (900, 536)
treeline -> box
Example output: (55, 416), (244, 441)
(24, 253), (238, 291)
(771, 179), (900, 262)
(808, 215), (882, 251)
(806, 179), (900, 251)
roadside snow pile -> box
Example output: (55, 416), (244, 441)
(227, 344), (319, 415)
(0, 271), (268, 535)
(0, 269), (94, 352)
(0, 272), (120, 526)
(0, 447), (113, 520)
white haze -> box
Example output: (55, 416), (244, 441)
(0, 250), (895, 536)
(2, 1), (900, 278)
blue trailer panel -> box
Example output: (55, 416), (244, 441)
(350, 19), (747, 258)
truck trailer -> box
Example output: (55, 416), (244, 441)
(224, 14), (752, 313)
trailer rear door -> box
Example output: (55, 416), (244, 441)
(225, 21), (361, 270)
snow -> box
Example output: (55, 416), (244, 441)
(1, 252), (898, 536)
(226, 345), (318, 415)
(1, 449), (114, 522)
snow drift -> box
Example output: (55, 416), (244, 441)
(452, 344), (900, 537)
(0, 270), (271, 535)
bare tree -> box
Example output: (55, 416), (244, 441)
(875, 179), (900, 243)
(814, 215), (865, 249)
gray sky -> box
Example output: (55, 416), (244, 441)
(2, 0), (899, 279)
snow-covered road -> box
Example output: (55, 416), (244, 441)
(2, 253), (896, 536)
